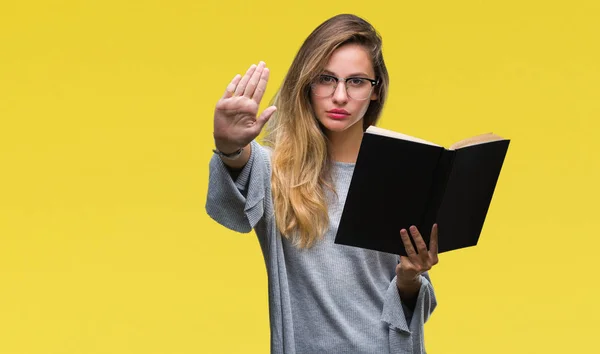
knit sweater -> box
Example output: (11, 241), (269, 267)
(206, 140), (437, 353)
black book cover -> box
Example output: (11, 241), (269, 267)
(334, 130), (510, 256)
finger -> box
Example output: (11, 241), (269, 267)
(222, 74), (242, 99)
(214, 95), (242, 112)
(409, 225), (428, 256)
(234, 64), (257, 96)
(429, 223), (439, 258)
(244, 61), (265, 98)
(400, 229), (417, 257)
(252, 66), (270, 104)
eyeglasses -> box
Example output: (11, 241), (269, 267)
(311, 74), (378, 101)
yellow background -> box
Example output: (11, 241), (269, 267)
(1, 0), (598, 353)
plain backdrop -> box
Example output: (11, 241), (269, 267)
(1, 0), (599, 353)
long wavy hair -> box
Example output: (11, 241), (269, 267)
(263, 14), (389, 249)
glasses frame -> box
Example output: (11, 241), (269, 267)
(311, 74), (379, 101)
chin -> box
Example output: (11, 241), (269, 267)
(320, 122), (349, 134)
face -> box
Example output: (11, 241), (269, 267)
(310, 43), (378, 137)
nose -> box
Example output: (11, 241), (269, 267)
(331, 82), (348, 104)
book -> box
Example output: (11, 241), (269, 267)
(334, 126), (510, 256)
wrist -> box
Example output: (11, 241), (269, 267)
(214, 139), (243, 155)
(396, 274), (421, 289)
(213, 146), (244, 160)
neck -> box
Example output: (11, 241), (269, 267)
(326, 124), (364, 163)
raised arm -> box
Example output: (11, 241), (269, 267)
(206, 62), (276, 234)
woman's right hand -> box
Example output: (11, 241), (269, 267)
(213, 61), (277, 153)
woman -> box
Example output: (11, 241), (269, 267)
(207, 14), (439, 354)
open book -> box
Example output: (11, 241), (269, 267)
(334, 126), (510, 256)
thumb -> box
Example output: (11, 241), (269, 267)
(255, 105), (277, 131)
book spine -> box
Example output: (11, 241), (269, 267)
(419, 149), (455, 242)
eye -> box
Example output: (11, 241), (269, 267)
(318, 75), (336, 84)
(347, 78), (367, 86)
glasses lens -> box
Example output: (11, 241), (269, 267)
(312, 76), (336, 97)
(347, 79), (373, 100)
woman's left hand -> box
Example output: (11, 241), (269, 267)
(396, 224), (439, 286)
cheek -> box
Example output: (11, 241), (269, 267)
(309, 94), (320, 111)
(310, 95), (327, 119)
(355, 100), (371, 119)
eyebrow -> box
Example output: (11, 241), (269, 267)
(322, 69), (372, 78)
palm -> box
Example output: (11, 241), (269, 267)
(214, 97), (260, 147)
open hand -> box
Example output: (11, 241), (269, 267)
(213, 61), (277, 152)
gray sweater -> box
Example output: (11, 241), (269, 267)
(206, 141), (437, 353)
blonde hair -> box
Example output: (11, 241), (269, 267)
(263, 14), (389, 248)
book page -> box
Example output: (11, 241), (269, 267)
(366, 126), (440, 147)
(449, 133), (505, 150)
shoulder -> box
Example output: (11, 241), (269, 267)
(261, 143), (273, 158)
(252, 141), (273, 161)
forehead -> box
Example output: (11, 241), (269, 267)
(323, 43), (374, 77)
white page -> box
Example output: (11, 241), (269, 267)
(366, 126), (440, 147)
(449, 133), (503, 150)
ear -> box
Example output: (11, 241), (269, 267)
(370, 84), (378, 100)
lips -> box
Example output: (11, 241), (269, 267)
(326, 109), (350, 120)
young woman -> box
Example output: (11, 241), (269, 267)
(207, 14), (439, 354)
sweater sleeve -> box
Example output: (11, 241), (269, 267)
(381, 272), (437, 353)
(205, 140), (273, 233)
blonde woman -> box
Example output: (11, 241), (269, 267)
(207, 14), (439, 354)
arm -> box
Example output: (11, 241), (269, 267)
(382, 271), (437, 332)
(213, 142), (252, 171)
(381, 272), (437, 353)
(397, 275), (421, 311)
(206, 140), (271, 233)
(216, 142), (250, 181)
(206, 61), (277, 232)
(380, 224), (439, 352)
